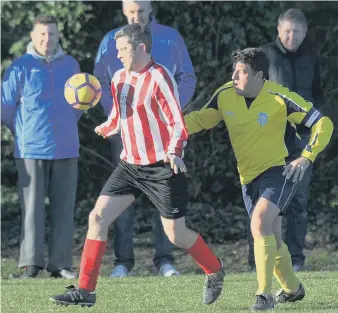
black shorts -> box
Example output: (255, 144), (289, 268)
(100, 160), (188, 219)
(242, 166), (301, 216)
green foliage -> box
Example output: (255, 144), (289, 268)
(1, 1), (95, 66)
(1, 1), (338, 249)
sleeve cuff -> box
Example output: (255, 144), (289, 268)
(301, 150), (316, 162)
(167, 147), (183, 158)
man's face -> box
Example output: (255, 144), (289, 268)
(232, 62), (259, 97)
(116, 36), (139, 71)
(123, 1), (151, 25)
(278, 20), (307, 52)
(30, 23), (59, 56)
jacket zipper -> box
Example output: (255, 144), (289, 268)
(48, 61), (54, 101)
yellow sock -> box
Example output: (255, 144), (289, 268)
(254, 235), (277, 295)
(273, 241), (300, 294)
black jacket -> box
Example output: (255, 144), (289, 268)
(261, 37), (324, 139)
(261, 36), (323, 106)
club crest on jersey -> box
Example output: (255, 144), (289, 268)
(257, 112), (269, 126)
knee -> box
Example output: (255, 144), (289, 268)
(165, 226), (185, 246)
(251, 215), (272, 237)
(88, 210), (105, 230)
(88, 210), (110, 240)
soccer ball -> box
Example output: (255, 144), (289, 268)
(64, 73), (102, 110)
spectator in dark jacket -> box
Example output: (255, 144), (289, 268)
(247, 8), (324, 272)
(1, 15), (81, 279)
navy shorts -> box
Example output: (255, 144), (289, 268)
(100, 160), (188, 219)
(242, 166), (302, 216)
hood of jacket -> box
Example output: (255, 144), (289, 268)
(26, 41), (65, 62)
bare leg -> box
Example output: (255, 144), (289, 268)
(87, 195), (135, 240)
(160, 216), (197, 249)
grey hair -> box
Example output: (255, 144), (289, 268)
(122, 0), (151, 9)
(278, 8), (308, 30)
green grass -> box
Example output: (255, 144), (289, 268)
(2, 243), (338, 312)
(2, 272), (338, 313)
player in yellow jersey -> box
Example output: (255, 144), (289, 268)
(185, 48), (334, 311)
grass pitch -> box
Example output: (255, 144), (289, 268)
(2, 271), (338, 313)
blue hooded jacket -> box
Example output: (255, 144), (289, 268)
(1, 43), (82, 159)
(94, 19), (196, 116)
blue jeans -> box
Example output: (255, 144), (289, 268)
(247, 163), (312, 267)
(109, 136), (174, 271)
(114, 204), (174, 271)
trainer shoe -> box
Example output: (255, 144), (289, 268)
(203, 259), (225, 305)
(51, 268), (77, 279)
(21, 266), (41, 279)
(50, 285), (96, 307)
(275, 283), (305, 303)
(159, 263), (180, 277)
(109, 264), (129, 278)
(251, 294), (274, 311)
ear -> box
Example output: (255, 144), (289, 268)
(30, 31), (34, 41)
(256, 71), (264, 80)
(139, 43), (147, 53)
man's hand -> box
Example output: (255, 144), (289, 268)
(94, 125), (108, 138)
(283, 156), (311, 183)
(164, 153), (187, 174)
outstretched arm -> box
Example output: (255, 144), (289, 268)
(95, 83), (121, 138)
(184, 88), (224, 135)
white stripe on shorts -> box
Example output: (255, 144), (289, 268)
(276, 177), (298, 210)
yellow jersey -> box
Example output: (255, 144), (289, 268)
(185, 80), (333, 184)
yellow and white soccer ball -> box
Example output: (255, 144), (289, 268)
(64, 73), (102, 110)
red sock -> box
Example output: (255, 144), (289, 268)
(188, 234), (221, 274)
(78, 239), (107, 291)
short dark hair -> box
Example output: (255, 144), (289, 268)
(278, 8), (307, 30)
(33, 15), (58, 29)
(114, 23), (152, 53)
(231, 48), (269, 79)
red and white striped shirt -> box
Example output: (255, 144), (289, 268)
(99, 60), (188, 165)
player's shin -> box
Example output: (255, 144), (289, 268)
(254, 235), (277, 294)
(188, 234), (221, 274)
(273, 241), (301, 293)
(78, 238), (107, 292)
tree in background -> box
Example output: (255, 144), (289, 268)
(1, 1), (337, 249)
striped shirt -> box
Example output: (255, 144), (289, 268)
(99, 60), (188, 165)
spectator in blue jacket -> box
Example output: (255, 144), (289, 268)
(1, 15), (81, 279)
(94, 0), (196, 278)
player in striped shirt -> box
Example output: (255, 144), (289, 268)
(51, 23), (224, 307)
